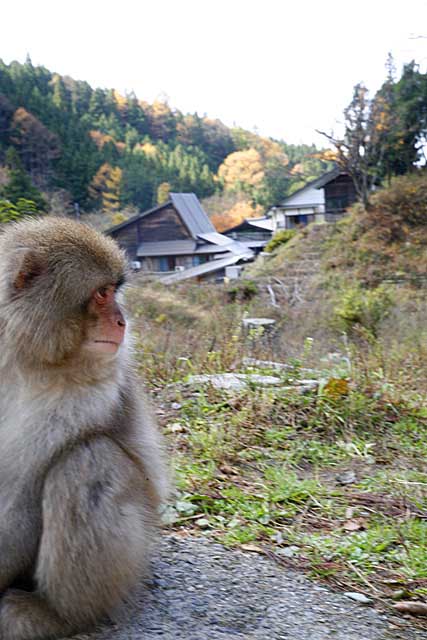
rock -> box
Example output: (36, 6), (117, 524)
(167, 422), (185, 433)
(344, 592), (372, 604)
(277, 546), (299, 558)
(187, 373), (281, 391)
(195, 518), (210, 528)
(187, 373), (246, 391)
(242, 318), (276, 330)
(336, 470), (357, 485)
(242, 374), (282, 386)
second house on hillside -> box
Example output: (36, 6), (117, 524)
(268, 167), (357, 230)
(107, 193), (253, 283)
(222, 216), (274, 254)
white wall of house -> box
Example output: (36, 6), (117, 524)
(284, 184), (325, 208)
(269, 184), (325, 230)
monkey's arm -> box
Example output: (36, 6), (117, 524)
(0, 497), (40, 593)
(134, 405), (170, 508)
(36, 435), (155, 618)
(114, 385), (171, 510)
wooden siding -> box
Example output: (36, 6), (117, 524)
(227, 230), (271, 242)
(110, 205), (191, 260)
(139, 206), (190, 242)
(324, 175), (357, 214)
(110, 224), (139, 260)
(140, 254), (211, 272)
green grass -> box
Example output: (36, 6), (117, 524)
(160, 382), (427, 610)
(125, 209), (427, 622)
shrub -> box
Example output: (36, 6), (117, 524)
(369, 172), (427, 227)
(264, 228), (297, 253)
(226, 279), (258, 302)
(335, 284), (394, 337)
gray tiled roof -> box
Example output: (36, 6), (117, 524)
(198, 231), (232, 246)
(161, 253), (248, 284)
(224, 217), (274, 234)
(197, 232), (252, 256)
(137, 240), (234, 257)
(247, 217), (274, 231)
(170, 193), (216, 236)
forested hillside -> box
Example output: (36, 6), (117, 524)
(0, 57), (330, 221)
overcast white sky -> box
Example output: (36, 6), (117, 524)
(2, 0), (427, 146)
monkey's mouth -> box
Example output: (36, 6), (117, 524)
(85, 339), (121, 355)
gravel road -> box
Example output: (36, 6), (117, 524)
(75, 535), (426, 640)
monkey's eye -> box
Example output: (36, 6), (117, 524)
(94, 287), (109, 304)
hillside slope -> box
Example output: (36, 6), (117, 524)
(0, 58), (329, 214)
(243, 172), (427, 358)
(124, 174), (427, 618)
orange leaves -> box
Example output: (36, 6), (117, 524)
(323, 378), (350, 399)
(137, 142), (157, 157)
(315, 149), (338, 162)
(218, 148), (264, 191)
(89, 130), (126, 153)
(10, 107), (60, 173)
(89, 130), (115, 149)
(157, 182), (171, 205)
(89, 163), (123, 213)
(113, 89), (127, 109)
(211, 200), (263, 232)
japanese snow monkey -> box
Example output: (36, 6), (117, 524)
(0, 217), (169, 639)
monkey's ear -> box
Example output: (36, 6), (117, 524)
(13, 251), (45, 290)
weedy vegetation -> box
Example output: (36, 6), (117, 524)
(128, 174), (427, 621)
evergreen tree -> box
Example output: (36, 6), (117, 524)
(1, 147), (46, 209)
(0, 197), (40, 223)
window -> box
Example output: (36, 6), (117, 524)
(192, 255), (208, 267)
(157, 256), (176, 271)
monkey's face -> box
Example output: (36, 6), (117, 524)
(0, 218), (128, 369)
(83, 284), (126, 356)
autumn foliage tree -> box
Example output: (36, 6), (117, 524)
(218, 139), (292, 207)
(10, 107), (60, 185)
(88, 163), (123, 212)
(157, 181), (171, 204)
(218, 148), (264, 193)
(210, 199), (263, 232)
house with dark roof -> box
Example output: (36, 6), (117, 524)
(267, 168), (357, 230)
(223, 217), (274, 254)
(106, 193), (253, 281)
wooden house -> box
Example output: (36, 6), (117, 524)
(268, 168), (357, 230)
(223, 217), (274, 254)
(106, 193), (253, 281)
